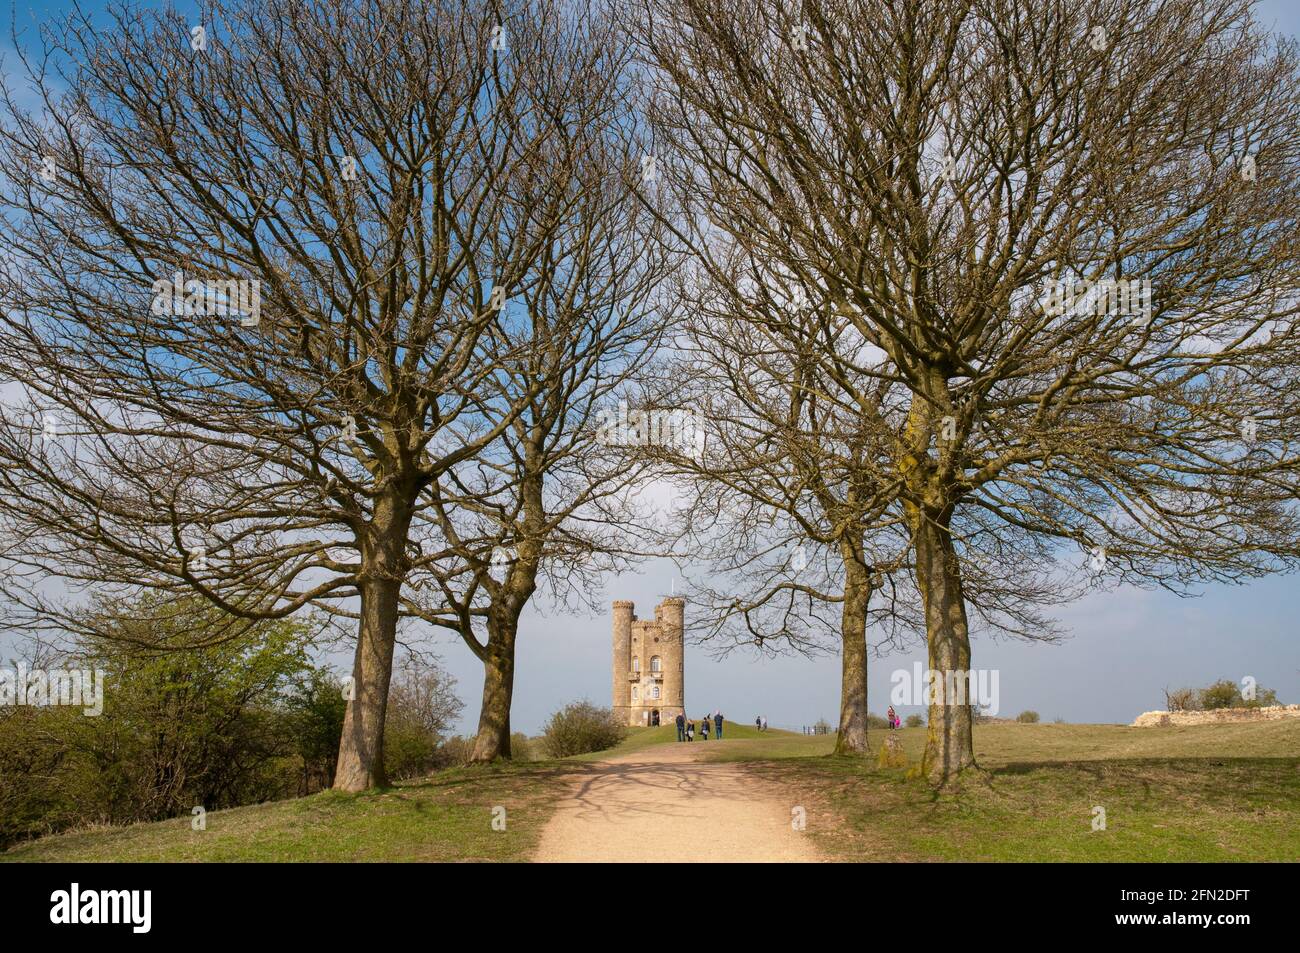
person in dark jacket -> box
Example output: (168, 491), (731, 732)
(675, 711), (685, 742)
(714, 711), (724, 739)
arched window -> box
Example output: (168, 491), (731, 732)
(650, 656), (662, 673)
(651, 685), (660, 700)
(632, 657), (640, 672)
(631, 685), (638, 700)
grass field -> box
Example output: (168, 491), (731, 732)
(708, 721), (1300, 861)
(4, 720), (1296, 862)
(0, 761), (584, 863)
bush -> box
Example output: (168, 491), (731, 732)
(1165, 686), (1199, 711)
(1165, 680), (1281, 712)
(1198, 680), (1240, 711)
(282, 668), (347, 793)
(510, 732), (533, 761)
(0, 594), (468, 849)
(382, 654), (463, 780)
(432, 735), (474, 769)
(0, 597), (322, 849)
(541, 701), (626, 758)
(1016, 710), (1040, 723)
(904, 713), (924, 728)
(865, 713), (889, 729)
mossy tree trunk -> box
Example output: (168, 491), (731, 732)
(912, 506), (978, 787)
(835, 536), (873, 755)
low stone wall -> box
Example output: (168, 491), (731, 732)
(1131, 704), (1300, 727)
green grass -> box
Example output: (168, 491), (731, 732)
(6, 719), (1297, 862)
(0, 761), (585, 863)
(733, 721), (1300, 861)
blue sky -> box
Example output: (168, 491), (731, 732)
(4, 1), (1297, 734)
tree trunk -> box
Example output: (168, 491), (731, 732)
(835, 537), (872, 755)
(911, 506), (979, 787)
(470, 615), (517, 761)
(333, 576), (400, 791)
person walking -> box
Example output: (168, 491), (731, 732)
(761, 716), (768, 732)
(675, 711), (685, 742)
(755, 715), (762, 732)
(687, 719), (695, 742)
(887, 705), (898, 729)
(700, 715), (710, 740)
(714, 711), (723, 739)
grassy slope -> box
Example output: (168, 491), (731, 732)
(725, 721), (1300, 862)
(5, 720), (1297, 862)
(0, 761), (586, 863)
(569, 720), (774, 759)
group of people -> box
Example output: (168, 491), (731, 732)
(675, 710), (724, 741)
(673, 711), (906, 737)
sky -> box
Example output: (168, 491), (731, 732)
(2, 0), (1298, 735)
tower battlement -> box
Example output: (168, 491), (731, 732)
(611, 598), (685, 727)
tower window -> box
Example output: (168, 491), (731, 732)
(650, 656), (661, 673)
(632, 685), (638, 700)
(651, 685), (660, 700)
(632, 657), (640, 672)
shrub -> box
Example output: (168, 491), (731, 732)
(1016, 710), (1040, 724)
(1165, 680), (1281, 713)
(509, 732), (533, 761)
(1198, 679), (1240, 711)
(904, 713), (924, 728)
(282, 668), (347, 793)
(382, 654), (463, 780)
(1165, 686), (1199, 711)
(866, 713), (889, 729)
(432, 735), (474, 769)
(541, 701), (626, 758)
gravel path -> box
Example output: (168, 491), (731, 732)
(532, 741), (823, 863)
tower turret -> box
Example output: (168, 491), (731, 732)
(611, 600), (634, 720)
(659, 597), (685, 721)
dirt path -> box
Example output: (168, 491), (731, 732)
(532, 741), (823, 863)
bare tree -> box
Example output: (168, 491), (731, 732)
(0, 0), (644, 790)
(404, 66), (678, 759)
(632, 0), (1300, 785)
(643, 251), (911, 754)
(647, 239), (1068, 755)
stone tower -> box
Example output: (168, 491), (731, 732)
(611, 597), (685, 727)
